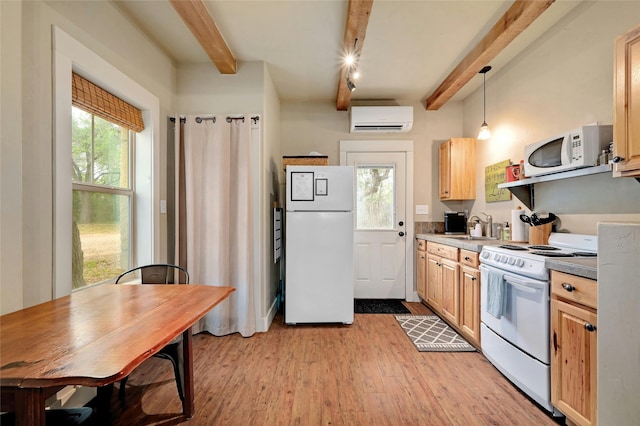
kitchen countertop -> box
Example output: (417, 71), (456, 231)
(416, 233), (598, 280)
(545, 257), (597, 280)
(416, 233), (507, 253)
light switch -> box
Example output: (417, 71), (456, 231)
(415, 205), (429, 215)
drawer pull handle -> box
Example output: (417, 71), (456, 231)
(612, 156), (624, 163)
(464, 256), (471, 261)
(585, 323), (596, 332)
(561, 283), (575, 292)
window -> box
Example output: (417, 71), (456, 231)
(55, 27), (160, 298)
(355, 165), (395, 230)
(72, 107), (133, 289)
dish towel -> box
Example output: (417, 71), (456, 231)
(486, 269), (506, 319)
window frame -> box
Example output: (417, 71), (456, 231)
(54, 26), (160, 297)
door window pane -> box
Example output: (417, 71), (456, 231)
(356, 165), (395, 230)
(72, 191), (130, 288)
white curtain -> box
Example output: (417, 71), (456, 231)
(174, 114), (256, 337)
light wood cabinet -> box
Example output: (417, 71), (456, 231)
(416, 240), (427, 300)
(613, 24), (640, 178)
(439, 258), (459, 325)
(421, 241), (480, 347)
(551, 271), (597, 426)
(426, 242), (460, 325)
(439, 138), (476, 200)
(459, 264), (480, 346)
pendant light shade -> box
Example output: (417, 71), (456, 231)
(478, 66), (492, 140)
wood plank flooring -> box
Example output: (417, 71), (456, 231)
(105, 302), (561, 425)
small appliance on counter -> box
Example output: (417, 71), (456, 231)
(444, 211), (467, 235)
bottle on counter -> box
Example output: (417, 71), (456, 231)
(496, 223), (503, 241)
(503, 222), (510, 241)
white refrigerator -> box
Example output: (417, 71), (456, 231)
(285, 165), (354, 324)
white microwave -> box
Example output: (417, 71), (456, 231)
(523, 125), (613, 177)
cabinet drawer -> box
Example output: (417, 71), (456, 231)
(427, 242), (458, 261)
(459, 249), (479, 268)
(551, 271), (597, 309)
(417, 239), (426, 252)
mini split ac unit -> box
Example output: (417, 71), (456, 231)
(349, 106), (413, 133)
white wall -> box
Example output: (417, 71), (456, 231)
(462, 1), (640, 234)
(0, 0), (176, 314)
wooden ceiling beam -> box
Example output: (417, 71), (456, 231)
(336, 0), (374, 111)
(425, 0), (555, 110)
(169, 0), (237, 74)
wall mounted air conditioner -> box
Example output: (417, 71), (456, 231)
(349, 106), (413, 133)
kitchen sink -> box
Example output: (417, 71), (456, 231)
(450, 236), (498, 241)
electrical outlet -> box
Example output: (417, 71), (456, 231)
(415, 205), (429, 215)
(160, 199), (167, 214)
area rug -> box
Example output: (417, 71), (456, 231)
(354, 299), (411, 314)
(395, 315), (476, 352)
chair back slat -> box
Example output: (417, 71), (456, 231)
(115, 264), (189, 285)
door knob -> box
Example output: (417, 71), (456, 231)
(398, 221), (404, 226)
(398, 231), (405, 237)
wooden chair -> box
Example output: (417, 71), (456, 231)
(114, 264), (189, 405)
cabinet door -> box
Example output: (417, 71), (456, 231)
(439, 258), (459, 325)
(438, 141), (451, 198)
(614, 24), (640, 177)
(426, 254), (441, 312)
(551, 298), (597, 426)
(416, 249), (427, 300)
(459, 265), (480, 346)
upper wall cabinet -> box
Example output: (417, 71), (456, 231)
(439, 138), (476, 200)
(613, 24), (640, 178)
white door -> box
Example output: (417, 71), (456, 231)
(345, 152), (406, 299)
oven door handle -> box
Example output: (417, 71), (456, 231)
(503, 276), (544, 293)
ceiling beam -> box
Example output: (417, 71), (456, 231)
(425, 0), (555, 110)
(169, 0), (236, 74)
(336, 0), (374, 111)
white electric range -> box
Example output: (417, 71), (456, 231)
(478, 232), (597, 416)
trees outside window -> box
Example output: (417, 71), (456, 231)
(71, 106), (133, 288)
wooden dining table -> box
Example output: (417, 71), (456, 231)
(0, 283), (235, 425)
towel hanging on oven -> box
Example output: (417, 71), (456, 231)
(487, 269), (507, 319)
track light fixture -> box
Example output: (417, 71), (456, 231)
(346, 76), (356, 92)
(478, 65), (492, 141)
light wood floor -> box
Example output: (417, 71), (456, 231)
(106, 302), (560, 425)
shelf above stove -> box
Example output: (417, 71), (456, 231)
(497, 164), (612, 209)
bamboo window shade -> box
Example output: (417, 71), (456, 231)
(72, 72), (144, 132)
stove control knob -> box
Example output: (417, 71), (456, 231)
(500, 256), (508, 263)
(507, 257), (516, 265)
(494, 254), (501, 261)
(516, 259), (525, 267)
(481, 251), (490, 259)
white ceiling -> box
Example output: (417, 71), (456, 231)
(112, 0), (583, 106)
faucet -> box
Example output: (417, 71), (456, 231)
(481, 212), (493, 238)
(468, 215), (482, 235)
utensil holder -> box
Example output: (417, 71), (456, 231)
(529, 223), (552, 245)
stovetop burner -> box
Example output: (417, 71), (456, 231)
(571, 252), (597, 257)
(499, 244), (528, 250)
(528, 245), (560, 250)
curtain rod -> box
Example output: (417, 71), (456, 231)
(170, 116), (260, 124)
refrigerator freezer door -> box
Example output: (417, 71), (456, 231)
(285, 211), (354, 324)
(286, 166), (353, 212)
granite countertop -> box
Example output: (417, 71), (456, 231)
(545, 257), (597, 280)
(415, 233), (506, 253)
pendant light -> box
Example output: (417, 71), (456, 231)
(477, 66), (492, 140)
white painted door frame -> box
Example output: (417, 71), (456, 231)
(340, 140), (416, 302)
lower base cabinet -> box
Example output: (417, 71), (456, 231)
(419, 241), (480, 347)
(459, 265), (480, 346)
(551, 271), (598, 426)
